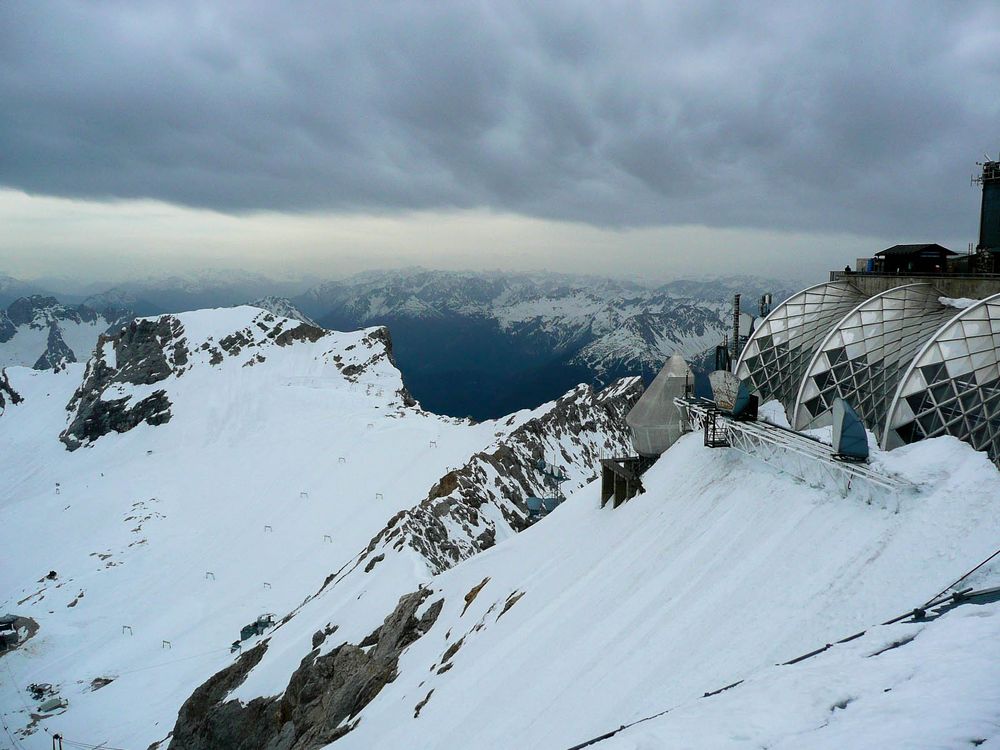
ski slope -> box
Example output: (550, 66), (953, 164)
(0, 307), (584, 748)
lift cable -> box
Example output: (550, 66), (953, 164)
(564, 579), (1000, 750)
(1, 710), (28, 750)
(59, 739), (131, 750)
(112, 646), (231, 677)
(922, 544), (1000, 608)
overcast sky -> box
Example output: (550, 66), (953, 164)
(1, 1), (997, 284)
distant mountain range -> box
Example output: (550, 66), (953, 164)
(0, 295), (129, 370)
(293, 270), (794, 418)
(0, 269), (795, 418)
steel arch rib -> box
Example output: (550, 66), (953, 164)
(881, 291), (1000, 449)
(734, 279), (861, 378)
(790, 283), (936, 431)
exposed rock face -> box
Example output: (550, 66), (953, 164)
(166, 642), (271, 750)
(0, 368), (23, 414)
(60, 317), (180, 450)
(33, 324), (77, 370)
(0, 311), (15, 343)
(346, 377), (643, 576)
(346, 326), (416, 407)
(169, 589), (443, 750)
(248, 297), (320, 328)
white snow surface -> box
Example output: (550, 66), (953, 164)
(600, 597), (1000, 749)
(2, 304), (998, 750)
(939, 296), (978, 309)
(294, 434), (1000, 750)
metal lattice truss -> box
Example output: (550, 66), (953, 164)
(676, 398), (915, 502)
(735, 281), (867, 411)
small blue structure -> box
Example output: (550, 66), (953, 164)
(238, 613), (276, 643)
(730, 380), (759, 421)
(709, 371), (758, 421)
(526, 496), (544, 520)
(832, 398), (869, 462)
(524, 457), (569, 523)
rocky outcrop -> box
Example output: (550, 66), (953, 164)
(0, 295), (131, 370)
(0, 311), (15, 343)
(337, 377), (642, 579)
(7, 294), (103, 328)
(345, 326), (416, 407)
(248, 297), (320, 328)
(60, 317), (183, 450)
(169, 589), (443, 750)
(0, 368), (23, 414)
(33, 325), (77, 370)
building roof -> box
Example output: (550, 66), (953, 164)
(875, 243), (957, 257)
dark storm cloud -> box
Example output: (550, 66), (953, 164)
(1, 1), (997, 237)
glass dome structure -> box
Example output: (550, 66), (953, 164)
(735, 281), (1000, 464)
(791, 284), (955, 434)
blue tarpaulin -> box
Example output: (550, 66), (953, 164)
(832, 398), (869, 460)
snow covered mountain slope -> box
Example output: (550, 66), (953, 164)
(170, 431), (1000, 750)
(0, 306), (639, 749)
(0, 295), (128, 371)
(249, 297), (319, 327)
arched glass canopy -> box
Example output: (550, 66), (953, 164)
(792, 284), (955, 434)
(735, 281), (867, 413)
(883, 293), (1000, 460)
(736, 280), (1000, 464)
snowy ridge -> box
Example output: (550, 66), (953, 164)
(248, 297), (319, 327)
(0, 305), (642, 749)
(59, 306), (408, 450)
(330, 378), (641, 581)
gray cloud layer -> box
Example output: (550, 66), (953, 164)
(1, 1), (997, 238)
